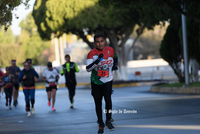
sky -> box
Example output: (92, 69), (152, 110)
(11, 0), (36, 35)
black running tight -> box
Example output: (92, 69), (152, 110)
(4, 87), (13, 105)
(66, 83), (76, 104)
(91, 81), (113, 126)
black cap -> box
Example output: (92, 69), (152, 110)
(26, 59), (32, 64)
(47, 62), (52, 67)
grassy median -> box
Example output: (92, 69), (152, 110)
(156, 81), (200, 87)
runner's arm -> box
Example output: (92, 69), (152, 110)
(60, 67), (64, 76)
(86, 54), (103, 72)
(34, 69), (39, 79)
(11, 75), (15, 83)
(19, 71), (23, 82)
(75, 63), (79, 72)
(112, 53), (118, 71)
(42, 71), (47, 82)
(16, 67), (21, 76)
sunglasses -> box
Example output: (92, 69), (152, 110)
(24, 65), (29, 67)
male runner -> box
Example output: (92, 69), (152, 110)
(10, 60), (21, 107)
(86, 33), (118, 134)
(61, 54), (79, 108)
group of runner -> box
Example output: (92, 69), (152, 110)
(0, 59), (57, 116)
(0, 56), (79, 117)
(0, 33), (118, 134)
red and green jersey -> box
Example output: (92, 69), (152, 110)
(86, 46), (117, 85)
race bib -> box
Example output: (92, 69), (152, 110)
(97, 67), (109, 77)
(49, 82), (56, 87)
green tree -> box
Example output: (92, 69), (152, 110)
(0, 0), (30, 30)
(0, 27), (24, 67)
(99, 0), (200, 23)
(0, 27), (15, 44)
(160, 2), (200, 82)
(160, 16), (184, 82)
(0, 45), (25, 68)
(17, 12), (51, 65)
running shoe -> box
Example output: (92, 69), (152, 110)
(48, 101), (51, 106)
(9, 106), (12, 110)
(51, 107), (56, 111)
(98, 126), (104, 134)
(5, 101), (8, 106)
(31, 108), (35, 114)
(106, 120), (115, 130)
(70, 104), (73, 109)
(27, 111), (31, 117)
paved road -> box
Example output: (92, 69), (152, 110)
(0, 85), (200, 134)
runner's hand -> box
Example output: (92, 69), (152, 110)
(34, 77), (38, 82)
(23, 75), (26, 79)
(16, 72), (20, 76)
(97, 54), (103, 62)
(94, 54), (103, 64)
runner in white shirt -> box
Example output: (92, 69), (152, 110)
(42, 62), (59, 111)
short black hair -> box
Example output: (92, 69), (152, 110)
(47, 62), (52, 67)
(26, 59), (32, 64)
(94, 33), (105, 42)
(12, 60), (16, 62)
(65, 54), (70, 58)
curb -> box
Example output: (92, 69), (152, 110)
(150, 86), (200, 94)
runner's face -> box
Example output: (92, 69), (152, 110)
(48, 66), (52, 70)
(65, 57), (70, 62)
(94, 37), (105, 51)
(12, 61), (16, 66)
(24, 63), (29, 69)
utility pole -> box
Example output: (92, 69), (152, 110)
(59, 36), (65, 64)
(54, 37), (60, 65)
(181, 1), (189, 85)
